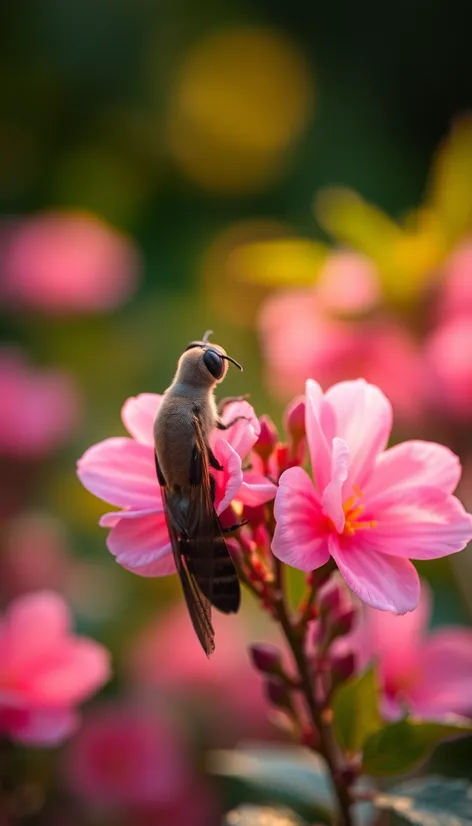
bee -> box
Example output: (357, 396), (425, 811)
(153, 331), (247, 656)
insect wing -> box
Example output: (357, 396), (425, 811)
(188, 414), (241, 614)
(155, 452), (215, 656)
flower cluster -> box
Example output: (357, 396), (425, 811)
(0, 592), (110, 746)
(78, 378), (472, 618)
(77, 393), (276, 578)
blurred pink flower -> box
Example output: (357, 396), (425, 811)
(0, 212), (140, 314)
(272, 378), (472, 614)
(425, 316), (472, 421)
(0, 591), (110, 746)
(64, 705), (190, 808)
(1, 513), (70, 601)
(315, 251), (381, 315)
(259, 289), (426, 424)
(350, 583), (472, 720)
(438, 239), (472, 322)
(126, 602), (273, 746)
(0, 348), (79, 457)
(77, 393), (276, 578)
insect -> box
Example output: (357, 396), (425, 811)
(153, 331), (248, 656)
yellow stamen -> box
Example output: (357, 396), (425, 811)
(342, 492), (376, 535)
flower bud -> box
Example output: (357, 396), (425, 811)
(318, 579), (345, 615)
(264, 676), (292, 710)
(331, 607), (357, 638)
(249, 643), (282, 675)
(310, 619), (323, 648)
(253, 415), (278, 461)
(330, 648), (356, 682)
(309, 562), (335, 590)
(284, 396), (306, 442)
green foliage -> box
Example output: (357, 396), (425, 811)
(209, 745), (335, 823)
(332, 666), (383, 753)
(375, 776), (472, 824)
(363, 716), (472, 776)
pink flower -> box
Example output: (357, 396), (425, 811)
(349, 583), (472, 720)
(259, 289), (426, 424)
(64, 705), (191, 808)
(272, 378), (472, 614)
(315, 251), (381, 315)
(0, 348), (79, 457)
(77, 393), (276, 577)
(0, 212), (140, 314)
(438, 239), (472, 322)
(126, 601), (274, 746)
(0, 591), (110, 746)
(425, 316), (472, 421)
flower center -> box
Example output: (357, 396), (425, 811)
(342, 489), (376, 535)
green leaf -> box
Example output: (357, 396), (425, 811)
(375, 776), (472, 824)
(209, 745), (334, 822)
(332, 666), (383, 753)
(363, 715), (472, 776)
(222, 804), (308, 825)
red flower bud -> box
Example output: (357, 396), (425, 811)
(284, 396), (306, 442)
(264, 676), (292, 710)
(253, 415), (278, 461)
(249, 643), (282, 675)
(274, 442), (290, 475)
(309, 563), (335, 590)
(331, 607), (357, 638)
(318, 579), (345, 615)
(330, 648), (356, 682)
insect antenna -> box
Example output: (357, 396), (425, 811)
(221, 354), (243, 371)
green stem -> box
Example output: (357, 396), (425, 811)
(273, 559), (353, 826)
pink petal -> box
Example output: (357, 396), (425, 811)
(366, 441), (462, 498)
(305, 379), (333, 493)
(238, 470), (277, 507)
(218, 401), (260, 459)
(121, 394), (162, 446)
(412, 629), (472, 716)
(330, 535), (420, 614)
(106, 511), (173, 575)
(272, 467), (330, 571)
(364, 486), (472, 560)
(99, 507), (160, 528)
(322, 437), (349, 532)
(324, 379), (393, 491)
(4, 706), (79, 747)
(121, 555), (176, 577)
(77, 438), (161, 509)
(212, 438), (244, 514)
(99, 511), (122, 528)
(28, 639), (111, 705)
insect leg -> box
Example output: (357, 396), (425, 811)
(221, 519), (248, 534)
(217, 394), (250, 415)
(216, 415), (251, 431)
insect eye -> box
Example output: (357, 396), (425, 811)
(203, 348), (224, 379)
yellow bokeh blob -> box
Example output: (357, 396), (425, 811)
(167, 26), (315, 194)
